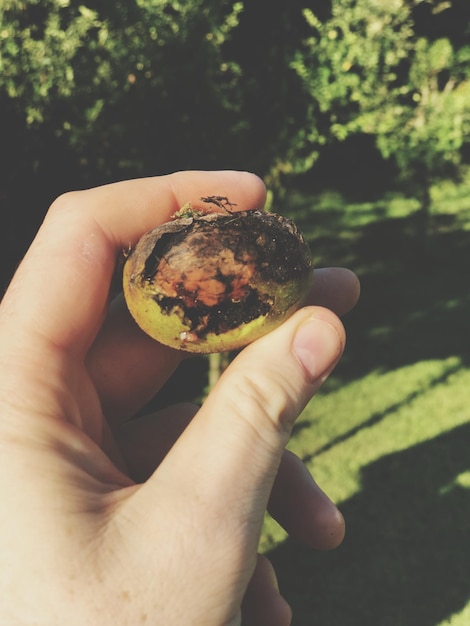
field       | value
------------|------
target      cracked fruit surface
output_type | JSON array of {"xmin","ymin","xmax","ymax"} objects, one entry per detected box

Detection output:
[{"xmin": 123, "ymin": 209, "xmax": 313, "ymax": 353}]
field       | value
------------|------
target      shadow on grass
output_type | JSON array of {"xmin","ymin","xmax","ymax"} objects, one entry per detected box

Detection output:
[
  {"xmin": 297, "ymin": 204, "xmax": 470, "ymax": 383},
  {"xmin": 296, "ymin": 358, "xmax": 462, "ymax": 460},
  {"xmin": 270, "ymin": 422, "xmax": 470, "ymax": 626}
]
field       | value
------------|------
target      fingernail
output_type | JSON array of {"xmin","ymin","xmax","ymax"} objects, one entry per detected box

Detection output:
[{"xmin": 293, "ymin": 316, "xmax": 342, "ymax": 381}]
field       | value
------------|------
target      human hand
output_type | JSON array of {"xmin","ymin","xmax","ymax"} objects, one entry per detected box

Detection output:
[{"xmin": 0, "ymin": 171, "xmax": 359, "ymax": 625}]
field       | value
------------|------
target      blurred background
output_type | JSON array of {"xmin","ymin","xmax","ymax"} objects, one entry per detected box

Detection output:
[{"xmin": 1, "ymin": 1, "xmax": 470, "ymax": 624}]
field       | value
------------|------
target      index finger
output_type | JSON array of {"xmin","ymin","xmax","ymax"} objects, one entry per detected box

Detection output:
[{"xmin": 0, "ymin": 171, "xmax": 266, "ymax": 356}]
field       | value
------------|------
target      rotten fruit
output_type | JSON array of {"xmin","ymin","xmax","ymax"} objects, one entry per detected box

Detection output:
[{"xmin": 123, "ymin": 200, "xmax": 313, "ymax": 353}]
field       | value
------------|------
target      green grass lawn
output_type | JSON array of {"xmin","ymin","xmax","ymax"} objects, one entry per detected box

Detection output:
[{"xmin": 261, "ymin": 171, "xmax": 470, "ymax": 625}]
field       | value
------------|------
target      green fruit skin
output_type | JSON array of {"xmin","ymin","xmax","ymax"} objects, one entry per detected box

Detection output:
[{"xmin": 123, "ymin": 211, "xmax": 313, "ymax": 354}]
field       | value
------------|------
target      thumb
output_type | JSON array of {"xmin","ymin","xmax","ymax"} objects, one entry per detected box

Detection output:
[
  {"xmin": 126, "ymin": 306, "xmax": 344, "ymax": 622},
  {"xmin": 138, "ymin": 305, "xmax": 344, "ymax": 539}
]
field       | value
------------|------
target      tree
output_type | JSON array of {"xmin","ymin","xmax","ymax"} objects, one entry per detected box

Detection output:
[
  {"xmin": 292, "ymin": 0, "xmax": 470, "ymax": 227},
  {"xmin": 0, "ymin": 0, "xmax": 247, "ymax": 182},
  {"xmin": 369, "ymin": 36, "xmax": 470, "ymax": 227},
  {"xmin": 291, "ymin": 0, "xmax": 416, "ymax": 161},
  {"xmin": 2, "ymin": 0, "xmax": 470, "ymax": 276}
]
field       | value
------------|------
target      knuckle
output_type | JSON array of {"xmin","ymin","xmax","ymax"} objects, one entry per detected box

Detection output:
[
  {"xmin": 47, "ymin": 190, "xmax": 83, "ymax": 217},
  {"xmin": 227, "ymin": 366, "xmax": 302, "ymax": 443}
]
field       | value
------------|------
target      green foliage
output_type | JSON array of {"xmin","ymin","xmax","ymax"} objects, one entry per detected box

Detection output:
[
  {"xmin": 1, "ymin": 2, "xmax": 102, "ymax": 122},
  {"xmin": 293, "ymin": 0, "xmax": 470, "ymax": 197},
  {"xmin": 0, "ymin": 0, "xmax": 247, "ymax": 179},
  {"xmin": 371, "ymin": 36, "xmax": 470, "ymax": 182},
  {"xmin": 1, "ymin": 0, "xmax": 469, "ymax": 195},
  {"xmin": 291, "ymin": 1, "xmax": 416, "ymax": 140}
]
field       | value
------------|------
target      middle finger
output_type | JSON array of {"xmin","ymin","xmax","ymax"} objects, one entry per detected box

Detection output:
[{"xmin": 86, "ymin": 296, "xmax": 183, "ymax": 426}]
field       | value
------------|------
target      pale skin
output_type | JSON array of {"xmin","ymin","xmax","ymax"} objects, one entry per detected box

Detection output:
[{"xmin": 0, "ymin": 171, "xmax": 360, "ymax": 625}]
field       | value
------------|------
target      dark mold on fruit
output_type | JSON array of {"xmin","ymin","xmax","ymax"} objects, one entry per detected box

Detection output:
[
  {"xmin": 132, "ymin": 210, "xmax": 311, "ymax": 340},
  {"xmin": 123, "ymin": 204, "xmax": 313, "ymax": 352}
]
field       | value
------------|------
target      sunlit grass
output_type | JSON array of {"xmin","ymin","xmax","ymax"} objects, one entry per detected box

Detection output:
[{"xmin": 297, "ymin": 357, "xmax": 469, "ymax": 498}]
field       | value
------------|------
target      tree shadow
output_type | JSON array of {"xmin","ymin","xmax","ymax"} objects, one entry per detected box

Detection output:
[{"xmin": 269, "ymin": 422, "xmax": 470, "ymax": 625}]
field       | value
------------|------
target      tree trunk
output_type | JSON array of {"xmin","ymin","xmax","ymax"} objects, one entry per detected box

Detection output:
[
  {"xmin": 415, "ymin": 169, "xmax": 432, "ymax": 259},
  {"xmin": 208, "ymin": 352, "xmax": 230, "ymax": 389}
]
